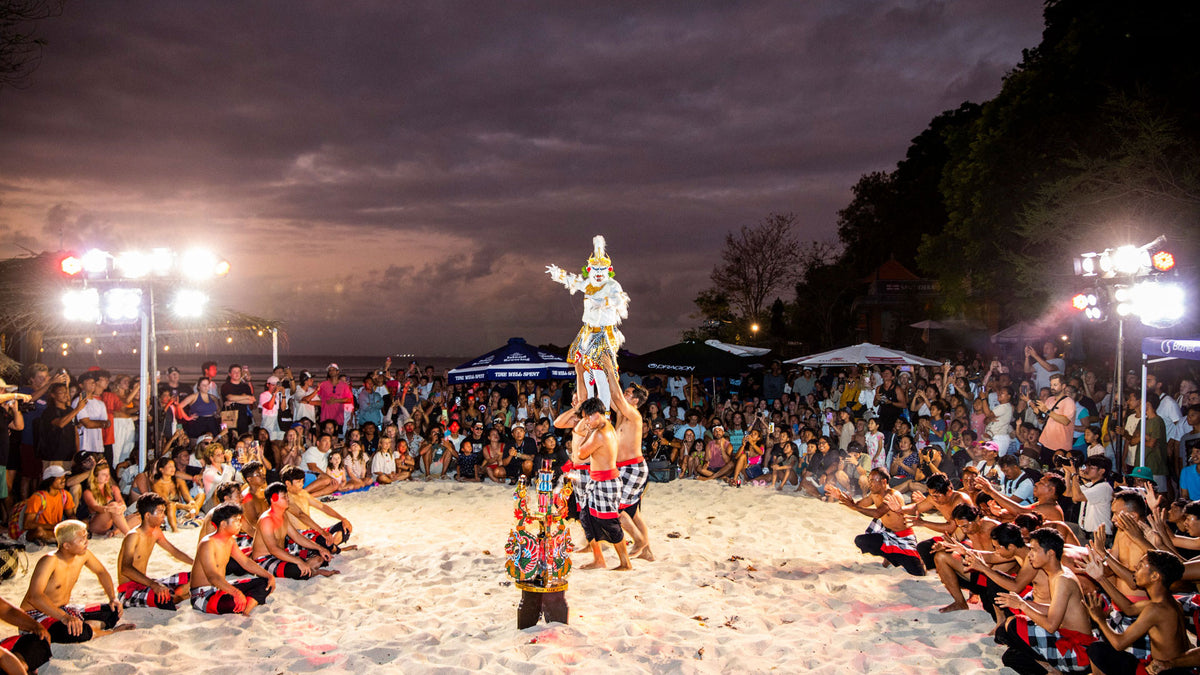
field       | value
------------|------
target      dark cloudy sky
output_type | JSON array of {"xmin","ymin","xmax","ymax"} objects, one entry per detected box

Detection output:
[{"xmin": 0, "ymin": 1, "xmax": 1045, "ymax": 357}]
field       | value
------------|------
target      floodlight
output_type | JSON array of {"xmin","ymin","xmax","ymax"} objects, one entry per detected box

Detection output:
[
  {"xmin": 1071, "ymin": 294, "xmax": 1088, "ymax": 310},
  {"xmin": 1131, "ymin": 281, "xmax": 1185, "ymax": 328},
  {"xmin": 180, "ymin": 249, "xmax": 219, "ymax": 281},
  {"xmin": 62, "ymin": 288, "xmax": 101, "ymax": 323},
  {"xmin": 102, "ymin": 288, "xmax": 143, "ymax": 324},
  {"xmin": 171, "ymin": 289, "xmax": 208, "ymax": 318},
  {"xmin": 1151, "ymin": 250, "xmax": 1175, "ymax": 273},
  {"xmin": 81, "ymin": 249, "xmax": 110, "ymax": 277},
  {"xmin": 115, "ymin": 251, "xmax": 151, "ymax": 279}
]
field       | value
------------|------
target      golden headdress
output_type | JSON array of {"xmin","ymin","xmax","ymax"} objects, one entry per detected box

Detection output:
[{"xmin": 586, "ymin": 235, "xmax": 611, "ymax": 269}]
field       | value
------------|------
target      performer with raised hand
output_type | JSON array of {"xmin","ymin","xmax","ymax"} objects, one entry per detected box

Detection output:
[{"xmin": 546, "ymin": 235, "xmax": 630, "ymax": 409}]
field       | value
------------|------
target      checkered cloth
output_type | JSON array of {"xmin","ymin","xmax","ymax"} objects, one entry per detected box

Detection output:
[
  {"xmin": 1102, "ymin": 597, "xmax": 1152, "ymax": 661},
  {"xmin": 1011, "ymin": 614, "xmax": 1096, "ymax": 673},
  {"xmin": 585, "ymin": 476, "xmax": 621, "ymax": 519},
  {"xmin": 118, "ymin": 572, "xmax": 190, "ymax": 608},
  {"xmin": 864, "ymin": 519, "xmax": 919, "ymax": 557},
  {"xmin": 618, "ymin": 459, "xmax": 649, "ymax": 509},
  {"xmin": 1177, "ymin": 593, "xmax": 1200, "ymax": 636},
  {"xmin": 569, "ymin": 465, "xmax": 590, "ymax": 512}
]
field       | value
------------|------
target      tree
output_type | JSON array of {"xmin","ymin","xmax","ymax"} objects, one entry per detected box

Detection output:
[
  {"xmin": 919, "ymin": 0, "xmax": 1200, "ymax": 313},
  {"xmin": 709, "ymin": 213, "xmax": 805, "ymax": 323},
  {"xmin": 790, "ymin": 240, "xmax": 855, "ymax": 350},
  {"xmin": 837, "ymin": 103, "xmax": 980, "ymax": 280},
  {"xmin": 1, "ymin": 0, "xmax": 64, "ymax": 90}
]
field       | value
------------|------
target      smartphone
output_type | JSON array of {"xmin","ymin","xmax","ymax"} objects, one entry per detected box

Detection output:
[
  {"xmin": 768, "ymin": 422, "xmax": 775, "ymax": 434},
  {"xmin": 825, "ymin": 411, "xmax": 834, "ymax": 423},
  {"xmin": 528, "ymin": 394, "xmax": 535, "ymax": 403}
]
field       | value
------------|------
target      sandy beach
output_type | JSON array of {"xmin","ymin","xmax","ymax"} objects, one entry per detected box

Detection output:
[{"xmin": 1, "ymin": 480, "xmax": 1012, "ymax": 674}]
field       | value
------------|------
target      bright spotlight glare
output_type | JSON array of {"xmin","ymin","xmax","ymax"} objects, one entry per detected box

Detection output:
[
  {"xmin": 1071, "ymin": 294, "xmax": 1089, "ymax": 310},
  {"xmin": 60, "ymin": 256, "xmax": 83, "ymax": 275},
  {"xmin": 81, "ymin": 249, "xmax": 109, "ymax": 276},
  {"xmin": 1112, "ymin": 245, "xmax": 1147, "ymax": 275},
  {"xmin": 1081, "ymin": 257, "xmax": 1096, "ymax": 274},
  {"xmin": 180, "ymin": 249, "xmax": 219, "ymax": 281},
  {"xmin": 1132, "ymin": 281, "xmax": 1185, "ymax": 328},
  {"xmin": 151, "ymin": 248, "xmax": 174, "ymax": 276},
  {"xmin": 172, "ymin": 289, "xmax": 208, "ymax": 318},
  {"xmin": 115, "ymin": 251, "xmax": 151, "ymax": 279},
  {"xmin": 62, "ymin": 288, "xmax": 101, "ymax": 323},
  {"xmin": 102, "ymin": 288, "xmax": 143, "ymax": 323},
  {"xmin": 1117, "ymin": 303, "xmax": 1134, "ymax": 317}
]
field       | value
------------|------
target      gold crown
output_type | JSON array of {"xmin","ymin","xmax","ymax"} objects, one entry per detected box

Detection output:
[{"xmin": 586, "ymin": 235, "xmax": 611, "ymax": 268}]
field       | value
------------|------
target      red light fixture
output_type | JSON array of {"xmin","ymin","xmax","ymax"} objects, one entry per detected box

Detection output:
[
  {"xmin": 1152, "ymin": 250, "xmax": 1175, "ymax": 272},
  {"xmin": 1071, "ymin": 293, "xmax": 1089, "ymax": 310},
  {"xmin": 60, "ymin": 256, "xmax": 83, "ymax": 275}
]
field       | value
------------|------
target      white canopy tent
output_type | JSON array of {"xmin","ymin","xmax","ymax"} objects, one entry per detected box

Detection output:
[{"xmin": 784, "ymin": 342, "xmax": 941, "ymax": 367}]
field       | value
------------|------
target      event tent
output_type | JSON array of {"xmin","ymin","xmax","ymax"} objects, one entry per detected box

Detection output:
[
  {"xmin": 447, "ymin": 337, "xmax": 572, "ymax": 384},
  {"xmin": 623, "ymin": 340, "xmax": 748, "ymax": 377},
  {"xmin": 784, "ymin": 342, "xmax": 941, "ymax": 367},
  {"xmin": 1137, "ymin": 336, "xmax": 1200, "ymax": 466}
]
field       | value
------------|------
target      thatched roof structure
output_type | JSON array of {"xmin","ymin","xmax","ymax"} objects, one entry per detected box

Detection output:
[{"xmin": 0, "ymin": 251, "xmax": 284, "ymax": 366}]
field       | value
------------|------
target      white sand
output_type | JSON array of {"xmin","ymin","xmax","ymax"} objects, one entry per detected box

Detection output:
[{"xmin": 0, "ymin": 480, "xmax": 1014, "ymax": 673}]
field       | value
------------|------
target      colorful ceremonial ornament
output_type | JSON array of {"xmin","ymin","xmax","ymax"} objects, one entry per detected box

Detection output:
[
  {"xmin": 546, "ymin": 235, "xmax": 630, "ymax": 409},
  {"xmin": 505, "ymin": 460, "xmax": 574, "ymax": 628}
]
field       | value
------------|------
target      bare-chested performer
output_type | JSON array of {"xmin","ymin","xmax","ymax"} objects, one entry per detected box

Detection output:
[
  {"xmin": 250, "ymin": 482, "xmax": 339, "ymax": 580},
  {"xmin": 828, "ymin": 468, "xmax": 925, "ymax": 576},
  {"xmin": 280, "ymin": 467, "xmax": 354, "ymax": 553},
  {"xmin": 0, "ymin": 595, "xmax": 51, "ymax": 675},
  {"xmin": 237, "ymin": 461, "xmax": 269, "ymax": 539},
  {"xmin": 190, "ymin": 503, "xmax": 275, "ymax": 615},
  {"xmin": 902, "ymin": 473, "xmax": 972, "ymax": 572},
  {"xmin": 576, "ymin": 397, "xmax": 631, "ymax": 571},
  {"xmin": 926, "ymin": 504, "xmax": 1001, "ymax": 614},
  {"xmin": 554, "ymin": 392, "xmax": 591, "ymax": 553},
  {"xmin": 1083, "ymin": 549, "xmax": 1192, "ymax": 674},
  {"xmin": 598, "ymin": 355, "xmax": 653, "ymax": 561},
  {"xmin": 994, "ymin": 527, "xmax": 1096, "ymax": 675},
  {"xmin": 116, "ymin": 493, "xmax": 195, "ymax": 610},
  {"xmin": 19, "ymin": 520, "xmax": 133, "ymax": 643}
]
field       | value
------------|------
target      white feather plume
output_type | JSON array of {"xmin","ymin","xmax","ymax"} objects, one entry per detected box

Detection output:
[{"xmin": 592, "ymin": 235, "xmax": 606, "ymax": 259}]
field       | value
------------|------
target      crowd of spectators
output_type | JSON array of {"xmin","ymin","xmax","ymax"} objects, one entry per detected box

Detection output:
[{"xmin": 0, "ymin": 338, "xmax": 1198, "ymax": 671}]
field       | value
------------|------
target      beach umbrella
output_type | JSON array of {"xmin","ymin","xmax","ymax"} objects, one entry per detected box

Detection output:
[
  {"xmin": 624, "ymin": 340, "xmax": 749, "ymax": 377},
  {"xmin": 447, "ymin": 337, "xmax": 573, "ymax": 384},
  {"xmin": 784, "ymin": 342, "xmax": 941, "ymax": 367}
]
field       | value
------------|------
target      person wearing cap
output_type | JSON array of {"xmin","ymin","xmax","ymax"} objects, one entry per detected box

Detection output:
[
  {"xmin": 791, "ymin": 367, "xmax": 817, "ymax": 399},
  {"xmin": 22, "ymin": 466, "xmax": 77, "ymax": 546},
  {"xmin": 259, "ymin": 376, "xmax": 284, "ymax": 441},
  {"xmin": 315, "ymin": 365, "xmax": 352, "ymax": 433}
]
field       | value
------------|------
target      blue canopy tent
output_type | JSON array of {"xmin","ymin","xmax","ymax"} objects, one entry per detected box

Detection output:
[
  {"xmin": 1138, "ymin": 337, "xmax": 1200, "ymax": 466},
  {"xmin": 447, "ymin": 337, "xmax": 573, "ymax": 384}
]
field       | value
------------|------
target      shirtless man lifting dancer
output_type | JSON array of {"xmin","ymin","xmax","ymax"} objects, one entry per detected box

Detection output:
[
  {"xmin": 598, "ymin": 355, "xmax": 653, "ymax": 561},
  {"xmin": 576, "ymin": 397, "xmax": 632, "ymax": 571}
]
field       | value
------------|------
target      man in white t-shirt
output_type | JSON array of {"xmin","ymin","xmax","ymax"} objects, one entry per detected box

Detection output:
[
  {"xmin": 1024, "ymin": 341, "xmax": 1065, "ymax": 393},
  {"xmin": 983, "ymin": 385, "xmax": 1016, "ymax": 456},
  {"xmin": 259, "ymin": 376, "xmax": 283, "ymax": 441},
  {"xmin": 1065, "ymin": 456, "xmax": 1113, "ymax": 544},
  {"xmin": 1147, "ymin": 373, "xmax": 1184, "ymax": 472},
  {"xmin": 74, "ymin": 372, "xmax": 109, "ymax": 455},
  {"xmin": 301, "ymin": 434, "xmax": 332, "ymax": 475}
]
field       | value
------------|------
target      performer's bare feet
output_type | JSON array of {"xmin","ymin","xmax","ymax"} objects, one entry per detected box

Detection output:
[
  {"xmin": 938, "ymin": 601, "xmax": 970, "ymax": 613},
  {"xmin": 579, "ymin": 559, "xmax": 606, "ymax": 570},
  {"xmin": 611, "ymin": 562, "xmax": 632, "ymax": 571},
  {"xmin": 242, "ymin": 598, "xmax": 259, "ymax": 615},
  {"xmin": 313, "ymin": 568, "xmax": 341, "ymax": 577},
  {"xmin": 632, "ymin": 545, "xmax": 655, "ymax": 561}
]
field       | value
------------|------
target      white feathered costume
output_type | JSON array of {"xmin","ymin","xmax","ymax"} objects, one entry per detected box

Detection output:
[{"xmin": 546, "ymin": 235, "xmax": 630, "ymax": 407}]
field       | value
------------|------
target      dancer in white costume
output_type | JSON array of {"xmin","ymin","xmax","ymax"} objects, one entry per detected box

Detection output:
[{"xmin": 546, "ymin": 236, "xmax": 630, "ymax": 409}]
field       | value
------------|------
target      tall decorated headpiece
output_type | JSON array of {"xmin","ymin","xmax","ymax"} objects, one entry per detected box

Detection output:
[{"xmin": 585, "ymin": 235, "xmax": 612, "ymax": 273}]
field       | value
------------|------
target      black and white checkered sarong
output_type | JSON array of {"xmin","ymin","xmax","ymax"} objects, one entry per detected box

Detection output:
[
  {"xmin": 585, "ymin": 476, "xmax": 621, "ymax": 518},
  {"xmin": 618, "ymin": 459, "xmax": 649, "ymax": 509}
]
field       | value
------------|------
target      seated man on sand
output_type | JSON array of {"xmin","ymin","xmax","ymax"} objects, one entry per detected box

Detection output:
[
  {"xmin": 19, "ymin": 520, "xmax": 133, "ymax": 643},
  {"xmin": 238, "ymin": 461, "xmax": 268, "ymax": 538},
  {"xmin": 827, "ymin": 468, "xmax": 926, "ymax": 577},
  {"xmin": 250, "ymin": 482, "xmax": 338, "ymax": 580},
  {"xmin": 280, "ymin": 467, "xmax": 354, "ymax": 552},
  {"xmin": 190, "ymin": 504, "xmax": 276, "ymax": 615},
  {"xmin": 116, "ymin": 493, "xmax": 195, "ymax": 610},
  {"xmin": 22, "ymin": 467, "xmax": 77, "ymax": 546},
  {"xmin": 0, "ymin": 594, "xmax": 51, "ymax": 675}
]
